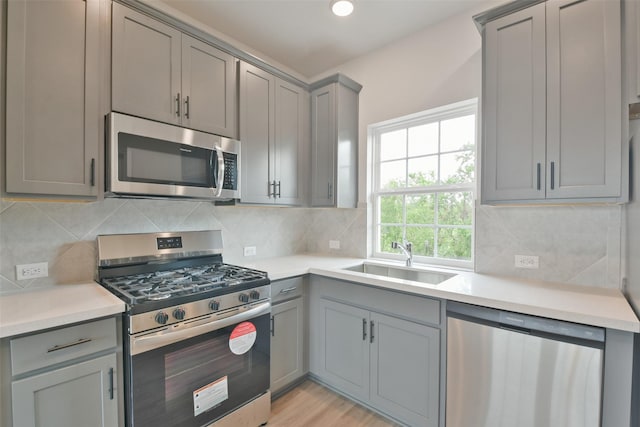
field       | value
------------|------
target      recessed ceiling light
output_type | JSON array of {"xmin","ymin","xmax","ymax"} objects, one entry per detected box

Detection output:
[{"xmin": 331, "ymin": 0, "xmax": 354, "ymax": 17}]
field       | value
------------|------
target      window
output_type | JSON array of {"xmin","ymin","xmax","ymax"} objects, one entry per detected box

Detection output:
[{"xmin": 371, "ymin": 99, "xmax": 477, "ymax": 268}]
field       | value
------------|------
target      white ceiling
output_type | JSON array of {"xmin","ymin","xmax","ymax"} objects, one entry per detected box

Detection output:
[{"xmin": 159, "ymin": 0, "xmax": 492, "ymax": 79}]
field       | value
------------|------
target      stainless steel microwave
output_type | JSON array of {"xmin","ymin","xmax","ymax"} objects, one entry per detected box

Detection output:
[{"xmin": 106, "ymin": 112, "xmax": 240, "ymax": 200}]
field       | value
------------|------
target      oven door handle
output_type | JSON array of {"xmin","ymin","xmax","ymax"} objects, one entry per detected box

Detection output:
[{"xmin": 130, "ymin": 301, "xmax": 271, "ymax": 355}]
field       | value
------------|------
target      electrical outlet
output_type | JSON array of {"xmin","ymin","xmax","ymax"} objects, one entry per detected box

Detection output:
[
  {"xmin": 514, "ymin": 255, "xmax": 539, "ymax": 269},
  {"xmin": 16, "ymin": 262, "xmax": 48, "ymax": 280},
  {"xmin": 329, "ymin": 240, "xmax": 340, "ymax": 249},
  {"xmin": 243, "ymin": 246, "xmax": 257, "ymax": 257}
]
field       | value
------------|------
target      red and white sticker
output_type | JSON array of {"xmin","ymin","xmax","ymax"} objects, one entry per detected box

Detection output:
[{"xmin": 229, "ymin": 321, "xmax": 257, "ymax": 355}]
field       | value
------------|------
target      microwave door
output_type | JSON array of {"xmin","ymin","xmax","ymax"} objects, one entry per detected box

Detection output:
[{"xmin": 214, "ymin": 146, "xmax": 225, "ymax": 198}]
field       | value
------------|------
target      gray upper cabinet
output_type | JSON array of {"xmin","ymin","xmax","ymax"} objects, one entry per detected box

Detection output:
[
  {"xmin": 5, "ymin": 0, "xmax": 102, "ymax": 197},
  {"xmin": 480, "ymin": 0, "xmax": 624, "ymax": 204},
  {"xmin": 112, "ymin": 3, "xmax": 237, "ymax": 138},
  {"xmin": 239, "ymin": 62, "xmax": 307, "ymax": 205},
  {"xmin": 310, "ymin": 76, "xmax": 361, "ymax": 208}
]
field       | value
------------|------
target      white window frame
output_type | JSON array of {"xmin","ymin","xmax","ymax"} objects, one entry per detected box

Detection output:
[{"xmin": 369, "ymin": 99, "xmax": 478, "ymax": 269}]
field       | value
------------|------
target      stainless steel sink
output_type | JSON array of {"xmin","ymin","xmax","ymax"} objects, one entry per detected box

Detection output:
[{"xmin": 344, "ymin": 263, "xmax": 455, "ymax": 285}]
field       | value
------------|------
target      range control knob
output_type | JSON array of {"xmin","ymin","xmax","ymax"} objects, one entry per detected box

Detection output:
[
  {"xmin": 250, "ymin": 290, "xmax": 260, "ymax": 300},
  {"xmin": 238, "ymin": 293, "xmax": 250, "ymax": 303},
  {"xmin": 209, "ymin": 300, "xmax": 220, "ymax": 311},
  {"xmin": 155, "ymin": 312, "xmax": 169, "ymax": 325},
  {"xmin": 173, "ymin": 308, "xmax": 185, "ymax": 320}
]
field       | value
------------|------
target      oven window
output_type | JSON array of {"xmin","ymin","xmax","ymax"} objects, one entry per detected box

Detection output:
[
  {"xmin": 128, "ymin": 313, "xmax": 270, "ymax": 427},
  {"xmin": 119, "ymin": 132, "xmax": 211, "ymax": 187}
]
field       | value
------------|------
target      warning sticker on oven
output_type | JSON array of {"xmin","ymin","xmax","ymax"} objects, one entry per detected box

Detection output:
[
  {"xmin": 229, "ymin": 321, "xmax": 257, "ymax": 355},
  {"xmin": 193, "ymin": 376, "xmax": 228, "ymax": 417}
]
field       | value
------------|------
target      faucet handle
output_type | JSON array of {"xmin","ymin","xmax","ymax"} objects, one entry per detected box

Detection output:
[
  {"xmin": 391, "ymin": 241, "xmax": 399, "ymax": 249},
  {"xmin": 405, "ymin": 242, "xmax": 412, "ymax": 251}
]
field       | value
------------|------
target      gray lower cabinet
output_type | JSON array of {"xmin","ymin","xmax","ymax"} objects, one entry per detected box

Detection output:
[
  {"xmin": 112, "ymin": 3, "xmax": 236, "ymax": 138},
  {"xmin": 239, "ymin": 62, "xmax": 307, "ymax": 205},
  {"xmin": 310, "ymin": 277, "xmax": 441, "ymax": 426},
  {"xmin": 12, "ymin": 353, "xmax": 118, "ymax": 427},
  {"xmin": 270, "ymin": 277, "xmax": 306, "ymax": 394},
  {"xmin": 480, "ymin": 0, "xmax": 624, "ymax": 204},
  {"xmin": 5, "ymin": 0, "xmax": 103, "ymax": 197},
  {"xmin": 6, "ymin": 317, "xmax": 121, "ymax": 427},
  {"xmin": 310, "ymin": 75, "xmax": 361, "ymax": 208}
]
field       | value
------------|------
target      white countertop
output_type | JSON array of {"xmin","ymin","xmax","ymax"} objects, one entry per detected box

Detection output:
[
  {"xmin": 243, "ymin": 254, "xmax": 640, "ymax": 333},
  {"xmin": 2, "ymin": 254, "xmax": 638, "ymax": 338},
  {"xmin": 0, "ymin": 283, "xmax": 125, "ymax": 339}
]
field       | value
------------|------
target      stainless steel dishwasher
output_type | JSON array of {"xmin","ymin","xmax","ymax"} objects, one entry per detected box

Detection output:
[{"xmin": 446, "ymin": 301, "xmax": 604, "ymax": 427}]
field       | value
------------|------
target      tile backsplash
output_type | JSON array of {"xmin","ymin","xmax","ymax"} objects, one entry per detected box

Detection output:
[
  {"xmin": 0, "ymin": 199, "xmax": 366, "ymax": 294},
  {"xmin": 0, "ymin": 198, "xmax": 623, "ymax": 293}
]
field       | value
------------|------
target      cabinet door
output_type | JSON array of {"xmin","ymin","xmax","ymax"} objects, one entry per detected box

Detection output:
[
  {"xmin": 482, "ymin": 3, "xmax": 546, "ymax": 203},
  {"xmin": 12, "ymin": 353, "xmax": 118, "ymax": 427},
  {"xmin": 546, "ymin": 0, "xmax": 622, "ymax": 199},
  {"xmin": 5, "ymin": 0, "xmax": 100, "ymax": 196},
  {"xmin": 318, "ymin": 299, "xmax": 369, "ymax": 401},
  {"xmin": 239, "ymin": 62, "xmax": 275, "ymax": 204},
  {"xmin": 112, "ymin": 3, "xmax": 181, "ymax": 126},
  {"xmin": 370, "ymin": 312, "xmax": 440, "ymax": 427},
  {"xmin": 271, "ymin": 298, "xmax": 304, "ymax": 393},
  {"xmin": 182, "ymin": 34, "xmax": 237, "ymax": 138},
  {"xmin": 274, "ymin": 79, "xmax": 307, "ymax": 205},
  {"xmin": 311, "ymin": 85, "xmax": 336, "ymax": 206}
]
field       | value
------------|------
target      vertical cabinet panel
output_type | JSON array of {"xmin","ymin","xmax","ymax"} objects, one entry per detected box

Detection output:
[
  {"xmin": 12, "ymin": 353, "xmax": 118, "ymax": 427},
  {"xmin": 311, "ymin": 85, "xmax": 336, "ymax": 207},
  {"xmin": 370, "ymin": 312, "xmax": 440, "ymax": 427},
  {"xmin": 546, "ymin": 0, "xmax": 621, "ymax": 199},
  {"xmin": 6, "ymin": 0, "xmax": 100, "ymax": 196},
  {"xmin": 482, "ymin": 3, "xmax": 546, "ymax": 202},
  {"xmin": 181, "ymin": 35, "xmax": 237, "ymax": 137},
  {"xmin": 319, "ymin": 299, "xmax": 370, "ymax": 402},
  {"xmin": 112, "ymin": 3, "xmax": 181, "ymax": 126},
  {"xmin": 239, "ymin": 62, "xmax": 274, "ymax": 204},
  {"xmin": 270, "ymin": 298, "xmax": 304, "ymax": 394}
]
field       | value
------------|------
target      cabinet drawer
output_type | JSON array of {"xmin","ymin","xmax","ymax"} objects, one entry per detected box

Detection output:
[
  {"xmin": 10, "ymin": 317, "xmax": 117, "ymax": 376},
  {"xmin": 271, "ymin": 276, "xmax": 305, "ymax": 303}
]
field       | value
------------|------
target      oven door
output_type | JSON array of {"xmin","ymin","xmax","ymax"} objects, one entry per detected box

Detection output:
[{"xmin": 126, "ymin": 305, "xmax": 270, "ymax": 427}]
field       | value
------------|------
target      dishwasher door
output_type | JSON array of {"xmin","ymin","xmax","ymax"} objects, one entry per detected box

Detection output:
[{"xmin": 446, "ymin": 303, "xmax": 604, "ymax": 427}]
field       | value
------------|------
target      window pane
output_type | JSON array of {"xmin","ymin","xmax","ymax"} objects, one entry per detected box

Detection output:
[
  {"xmin": 437, "ymin": 227, "xmax": 472, "ymax": 260},
  {"xmin": 440, "ymin": 151, "xmax": 474, "ymax": 184},
  {"xmin": 406, "ymin": 194, "xmax": 435, "ymax": 225},
  {"xmin": 380, "ymin": 160, "xmax": 406, "ymax": 189},
  {"xmin": 380, "ymin": 129, "xmax": 407, "ymax": 161},
  {"xmin": 408, "ymin": 156, "xmax": 437, "ymax": 187},
  {"xmin": 438, "ymin": 192, "xmax": 473, "ymax": 225},
  {"xmin": 405, "ymin": 227, "xmax": 435, "ymax": 257},
  {"xmin": 379, "ymin": 225, "xmax": 403, "ymax": 253},
  {"xmin": 379, "ymin": 195, "xmax": 403, "ymax": 224},
  {"xmin": 441, "ymin": 114, "xmax": 475, "ymax": 153},
  {"xmin": 408, "ymin": 122, "xmax": 438, "ymax": 157}
]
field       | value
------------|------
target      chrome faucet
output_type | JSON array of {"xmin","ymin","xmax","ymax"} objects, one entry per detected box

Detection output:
[{"xmin": 391, "ymin": 241, "xmax": 413, "ymax": 266}]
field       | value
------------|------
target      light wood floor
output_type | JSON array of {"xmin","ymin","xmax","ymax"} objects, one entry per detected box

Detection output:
[{"xmin": 269, "ymin": 380, "xmax": 401, "ymax": 427}]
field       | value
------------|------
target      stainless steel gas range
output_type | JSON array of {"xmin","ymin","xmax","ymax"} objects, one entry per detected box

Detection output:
[{"xmin": 96, "ymin": 230, "xmax": 271, "ymax": 427}]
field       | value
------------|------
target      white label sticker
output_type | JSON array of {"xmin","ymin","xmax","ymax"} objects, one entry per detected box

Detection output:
[
  {"xmin": 229, "ymin": 321, "xmax": 257, "ymax": 355},
  {"xmin": 193, "ymin": 376, "xmax": 228, "ymax": 417}
]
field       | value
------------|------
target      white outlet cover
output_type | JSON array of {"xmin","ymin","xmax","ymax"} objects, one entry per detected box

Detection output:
[
  {"xmin": 243, "ymin": 246, "xmax": 257, "ymax": 257},
  {"xmin": 514, "ymin": 255, "xmax": 539, "ymax": 269},
  {"xmin": 329, "ymin": 240, "xmax": 340, "ymax": 249},
  {"xmin": 16, "ymin": 262, "xmax": 49, "ymax": 280}
]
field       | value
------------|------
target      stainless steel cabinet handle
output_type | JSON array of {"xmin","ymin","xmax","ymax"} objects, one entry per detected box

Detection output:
[
  {"xmin": 550, "ymin": 161, "xmax": 555, "ymax": 190},
  {"xmin": 271, "ymin": 315, "xmax": 275, "ymax": 337},
  {"xmin": 90, "ymin": 158, "xmax": 95, "ymax": 187},
  {"xmin": 328, "ymin": 182, "xmax": 333, "ymax": 199},
  {"xmin": 176, "ymin": 93, "xmax": 181, "ymax": 117},
  {"xmin": 269, "ymin": 180, "xmax": 276, "ymax": 198},
  {"xmin": 276, "ymin": 181, "xmax": 281, "ymax": 198},
  {"xmin": 362, "ymin": 318, "xmax": 367, "ymax": 341},
  {"xmin": 370, "ymin": 320, "xmax": 374, "ymax": 343},
  {"xmin": 279, "ymin": 286, "xmax": 297, "ymax": 294},
  {"xmin": 184, "ymin": 95, "xmax": 190, "ymax": 119},
  {"xmin": 47, "ymin": 337, "xmax": 93, "ymax": 353},
  {"xmin": 108, "ymin": 367, "xmax": 114, "ymax": 400},
  {"xmin": 536, "ymin": 162, "xmax": 541, "ymax": 191}
]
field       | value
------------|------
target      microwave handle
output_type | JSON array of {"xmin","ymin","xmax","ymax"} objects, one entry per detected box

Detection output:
[{"xmin": 214, "ymin": 146, "xmax": 225, "ymax": 197}]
